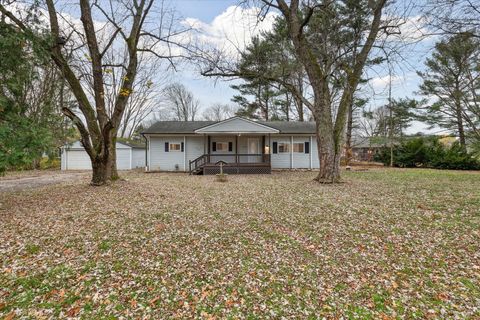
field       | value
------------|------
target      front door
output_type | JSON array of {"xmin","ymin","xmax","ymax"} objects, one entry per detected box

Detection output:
[{"xmin": 247, "ymin": 138, "xmax": 260, "ymax": 163}]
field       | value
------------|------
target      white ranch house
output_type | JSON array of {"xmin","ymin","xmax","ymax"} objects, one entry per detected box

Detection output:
[
  {"xmin": 61, "ymin": 141, "xmax": 145, "ymax": 170},
  {"xmin": 142, "ymin": 117, "xmax": 320, "ymax": 175}
]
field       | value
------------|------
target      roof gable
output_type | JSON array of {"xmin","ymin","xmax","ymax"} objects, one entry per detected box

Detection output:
[{"xmin": 194, "ymin": 117, "xmax": 279, "ymax": 134}]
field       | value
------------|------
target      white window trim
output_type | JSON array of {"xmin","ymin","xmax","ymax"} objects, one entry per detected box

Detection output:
[
  {"xmin": 277, "ymin": 142, "xmax": 290, "ymax": 153},
  {"xmin": 169, "ymin": 143, "xmax": 182, "ymax": 152},
  {"xmin": 292, "ymin": 142, "xmax": 305, "ymax": 153}
]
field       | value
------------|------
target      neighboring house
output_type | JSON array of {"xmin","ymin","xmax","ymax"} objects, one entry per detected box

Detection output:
[
  {"xmin": 61, "ymin": 141, "xmax": 145, "ymax": 170},
  {"xmin": 349, "ymin": 136, "xmax": 386, "ymax": 162},
  {"xmin": 142, "ymin": 117, "xmax": 319, "ymax": 175}
]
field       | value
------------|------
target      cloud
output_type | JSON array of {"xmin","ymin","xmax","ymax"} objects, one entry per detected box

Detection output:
[
  {"xmin": 369, "ymin": 74, "xmax": 405, "ymax": 90},
  {"xmin": 182, "ymin": 6, "xmax": 279, "ymax": 56}
]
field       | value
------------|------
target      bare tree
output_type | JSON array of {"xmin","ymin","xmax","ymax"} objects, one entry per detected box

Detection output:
[
  {"xmin": 163, "ymin": 83, "xmax": 200, "ymax": 121},
  {"xmin": 0, "ymin": 0, "xmax": 188, "ymax": 185},
  {"xmin": 202, "ymin": 103, "xmax": 236, "ymax": 121},
  {"xmin": 423, "ymin": 0, "xmax": 480, "ymax": 38},
  {"xmin": 116, "ymin": 57, "xmax": 168, "ymax": 139}
]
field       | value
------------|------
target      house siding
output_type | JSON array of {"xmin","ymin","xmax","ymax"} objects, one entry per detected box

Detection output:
[
  {"xmin": 145, "ymin": 134, "xmax": 320, "ymax": 171},
  {"xmin": 292, "ymin": 136, "xmax": 311, "ymax": 168},
  {"xmin": 270, "ymin": 136, "xmax": 291, "ymax": 169},
  {"xmin": 186, "ymin": 136, "xmax": 204, "ymax": 164},
  {"xmin": 196, "ymin": 118, "xmax": 278, "ymax": 133},
  {"xmin": 311, "ymin": 136, "xmax": 320, "ymax": 169},
  {"xmin": 149, "ymin": 136, "xmax": 185, "ymax": 171}
]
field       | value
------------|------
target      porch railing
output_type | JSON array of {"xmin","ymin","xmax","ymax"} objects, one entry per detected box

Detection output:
[{"xmin": 189, "ymin": 154, "xmax": 270, "ymax": 174}]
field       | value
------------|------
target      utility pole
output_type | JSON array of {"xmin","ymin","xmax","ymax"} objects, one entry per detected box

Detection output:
[{"xmin": 388, "ymin": 67, "xmax": 394, "ymax": 167}]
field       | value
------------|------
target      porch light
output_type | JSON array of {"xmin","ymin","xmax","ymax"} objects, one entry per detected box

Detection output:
[{"xmin": 264, "ymin": 145, "xmax": 270, "ymax": 154}]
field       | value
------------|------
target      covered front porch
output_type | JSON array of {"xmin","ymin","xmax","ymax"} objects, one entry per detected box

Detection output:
[
  {"xmin": 189, "ymin": 118, "xmax": 279, "ymax": 175},
  {"xmin": 189, "ymin": 135, "xmax": 272, "ymax": 175}
]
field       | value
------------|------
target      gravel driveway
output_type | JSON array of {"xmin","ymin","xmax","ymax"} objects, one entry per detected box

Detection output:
[{"xmin": 0, "ymin": 171, "xmax": 89, "ymax": 193}]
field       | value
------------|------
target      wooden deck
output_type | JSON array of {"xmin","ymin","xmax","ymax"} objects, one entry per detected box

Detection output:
[{"xmin": 189, "ymin": 154, "xmax": 271, "ymax": 175}]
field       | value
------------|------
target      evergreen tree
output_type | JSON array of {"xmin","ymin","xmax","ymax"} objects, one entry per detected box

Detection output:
[
  {"xmin": 0, "ymin": 21, "xmax": 59, "ymax": 173},
  {"xmin": 418, "ymin": 32, "xmax": 480, "ymax": 149}
]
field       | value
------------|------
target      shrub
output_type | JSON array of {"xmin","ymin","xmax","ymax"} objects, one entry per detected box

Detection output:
[
  {"xmin": 374, "ymin": 137, "xmax": 480, "ymax": 170},
  {"xmin": 39, "ymin": 157, "xmax": 61, "ymax": 170}
]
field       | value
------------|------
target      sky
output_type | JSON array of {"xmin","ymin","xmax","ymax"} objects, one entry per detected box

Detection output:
[
  {"xmin": 164, "ymin": 0, "xmax": 439, "ymax": 134},
  {"xmin": 7, "ymin": 0, "xmax": 438, "ymax": 134}
]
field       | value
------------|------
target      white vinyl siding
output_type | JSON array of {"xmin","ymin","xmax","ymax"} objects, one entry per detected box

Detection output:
[
  {"xmin": 211, "ymin": 136, "xmax": 234, "ymax": 154},
  {"xmin": 271, "ymin": 136, "xmax": 291, "ymax": 169},
  {"xmin": 145, "ymin": 134, "xmax": 319, "ymax": 171},
  {"xmin": 196, "ymin": 117, "xmax": 278, "ymax": 134},
  {"xmin": 149, "ymin": 136, "xmax": 184, "ymax": 171},
  {"xmin": 292, "ymin": 136, "xmax": 310, "ymax": 169},
  {"xmin": 186, "ymin": 136, "xmax": 204, "ymax": 163},
  {"xmin": 311, "ymin": 136, "xmax": 320, "ymax": 169}
]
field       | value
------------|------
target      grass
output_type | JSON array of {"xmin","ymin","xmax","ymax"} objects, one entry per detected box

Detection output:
[{"xmin": 0, "ymin": 168, "xmax": 479, "ymax": 319}]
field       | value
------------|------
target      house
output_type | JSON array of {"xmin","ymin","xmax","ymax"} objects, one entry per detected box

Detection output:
[
  {"xmin": 349, "ymin": 136, "xmax": 386, "ymax": 162},
  {"xmin": 142, "ymin": 117, "xmax": 319, "ymax": 174},
  {"xmin": 61, "ymin": 141, "xmax": 145, "ymax": 170}
]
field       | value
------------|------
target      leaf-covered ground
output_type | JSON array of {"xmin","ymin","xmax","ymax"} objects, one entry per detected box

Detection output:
[{"xmin": 1, "ymin": 169, "xmax": 479, "ymax": 319}]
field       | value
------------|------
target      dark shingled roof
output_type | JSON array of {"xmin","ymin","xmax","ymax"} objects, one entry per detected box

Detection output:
[
  {"xmin": 142, "ymin": 121, "xmax": 216, "ymax": 134},
  {"xmin": 143, "ymin": 120, "xmax": 316, "ymax": 134},
  {"xmin": 258, "ymin": 121, "xmax": 316, "ymax": 134},
  {"xmin": 120, "ymin": 141, "xmax": 146, "ymax": 149}
]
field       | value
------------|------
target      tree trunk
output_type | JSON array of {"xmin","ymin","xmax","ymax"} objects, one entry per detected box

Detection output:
[
  {"xmin": 108, "ymin": 135, "xmax": 119, "ymax": 180},
  {"xmin": 91, "ymin": 157, "xmax": 109, "ymax": 186},
  {"xmin": 314, "ymin": 116, "xmax": 341, "ymax": 183},
  {"xmin": 345, "ymin": 102, "xmax": 354, "ymax": 166},
  {"xmin": 315, "ymin": 136, "xmax": 341, "ymax": 183},
  {"xmin": 88, "ymin": 134, "xmax": 118, "ymax": 185}
]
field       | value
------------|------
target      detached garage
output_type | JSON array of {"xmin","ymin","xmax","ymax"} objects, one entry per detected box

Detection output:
[{"xmin": 61, "ymin": 141, "xmax": 145, "ymax": 170}]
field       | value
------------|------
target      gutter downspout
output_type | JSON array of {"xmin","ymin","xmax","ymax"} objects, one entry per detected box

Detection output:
[{"xmin": 141, "ymin": 133, "xmax": 148, "ymax": 172}]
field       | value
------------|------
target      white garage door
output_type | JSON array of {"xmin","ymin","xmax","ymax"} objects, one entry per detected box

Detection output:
[
  {"xmin": 64, "ymin": 148, "xmax": 132, "ymax": 170},
  {"xmin": 66, "ymin": 150, "xmax": 92, "ymax": 170},
  {"xmin": 116, "ymin": 149, "xmax": 131, "ymax": 170}
]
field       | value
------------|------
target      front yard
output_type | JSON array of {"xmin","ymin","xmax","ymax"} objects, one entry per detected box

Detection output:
[{"xmin": 0, "ymin": 169, "xmax": 479, "ymax": 319}]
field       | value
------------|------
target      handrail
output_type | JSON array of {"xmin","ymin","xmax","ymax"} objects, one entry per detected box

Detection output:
[{"xmin": 189, "ymin": 154, "xmax": 208, "ymax": 174}]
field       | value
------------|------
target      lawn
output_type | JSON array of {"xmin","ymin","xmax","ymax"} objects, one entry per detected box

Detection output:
[{"xmin": 0, "ymin": 169, "xmax": 479, "ymax": 319}]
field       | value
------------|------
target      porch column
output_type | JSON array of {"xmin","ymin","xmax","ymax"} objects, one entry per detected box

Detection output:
[
  {"xmin": 183, "ymin": 136, "xmax": 186, "ymax": 171},
  {"xmin": 207, "ymin": 135, "xmax": 211, "ymax": 163},
  {"xmin": 309, "ymin": 136, "xmax": 313, "ymax": 170},
  {"xmin": 262, "ymin": 136, "xmax": 266, "ymax": 163},
  {"xmin": 236, "ymin": 135, "xmax": 239, "ymax": 164},
  {"xmin": 290, "ymin": 135, "xmax": 294, "ymax": 169}
]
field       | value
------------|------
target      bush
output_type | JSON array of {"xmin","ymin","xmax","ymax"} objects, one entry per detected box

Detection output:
[
  {"xmin": 39, "ymin": 157, "xmax": 61, "ymax": 170},
  {"xmin": 374, "ymin": 137, "xmax": 480, "ymax": 170}
]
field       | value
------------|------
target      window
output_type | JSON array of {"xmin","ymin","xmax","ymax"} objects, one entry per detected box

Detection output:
[
  {"xmin": 169, "ymin": 143, "xmax": 181, "ymax": 152},
  {"xmin": 293, "ymin": 143, "xmax": 304, "ymax": 153},
  {"xmin": 212, "ymin": 141, "xmax": 233, "ymax": 152},
  {"xmin": 278, "ymin": 143, "xmax": 290, "ymax": 153},
  {"xmin": 216, "ymin": 142, "xmax": 229, "ymax": 152}
]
